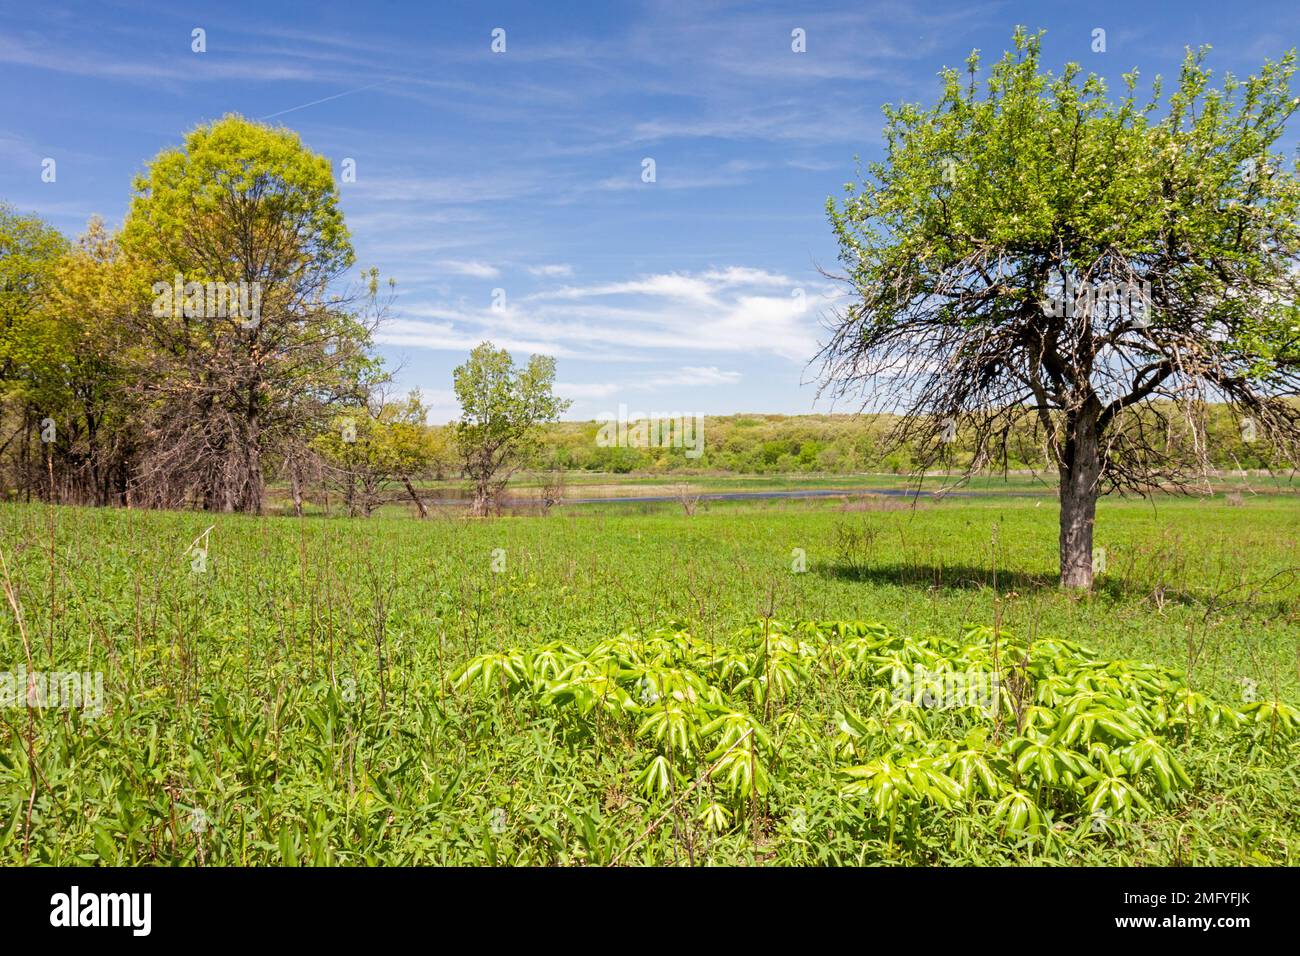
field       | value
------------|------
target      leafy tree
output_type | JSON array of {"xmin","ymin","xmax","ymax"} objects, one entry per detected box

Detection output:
[
  {"xmin": 453, "ymin": 342, "xmax": 570, "ymax": 516},
  {"xmin": 121, "ymin": 114, "xmax": 379, "ymax": 513},
  {"xmin": 821, "ymin": 29, "xmax": 1300, "ymax": 587},
  {"xmin": 0, "ymin": 204, "xmax": 68, "ymax": 494},
  {"xmin": 0, "ymin": 203, "xmax": 67, "ymax": 370},
  {"xmin": 314, "ymin": 391, "xmax": 443, "ymax": 518},
  {"xmin": 38, "ymin": 218, "xmax": 145, "ymax": 504}
]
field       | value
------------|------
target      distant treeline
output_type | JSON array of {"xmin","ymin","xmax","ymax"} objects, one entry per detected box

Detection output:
[{"xmin": 521, "ymin": 405, "xmax": 1294, "ymax": 476}]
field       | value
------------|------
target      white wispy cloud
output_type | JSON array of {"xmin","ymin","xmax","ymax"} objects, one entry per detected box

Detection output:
[
  {"xmin": 592, "ymin": 166, "xmax": 759, "ymax": 192},
  {"xmin": 377, "ymin": 266, "xmax": 829, "ymax": 364},
  {"xmin": 527, "ymin": 263, "xmax": 574, "ymax": 277},
  {"xmin": 557, "ymin": 366, "xmax": 742, "ymax": 402},
  {"xmin": 650, "ymin": 366, "xmax": 742, "ymax": 387},
  {"xmin": 699, "ymin": 266, "xmax": 794, "ymax": 287},
  {"xmin": 0, "ymin": 34, "xmax": 320, "ymax": 83},
  {"xmin": 555, "ymin": 381, "xmax": 622, "ymax": 401},
  {"xmin": 0, "ymin": 130, "xmax": 43, "ymax": 167},
  {"xmin": 436, "ymin": 259, "xmax": 500, "ymax": 279},
  {"xmin": 349, "ymin": 172, "xmax": 547, "ymax": 204},
  {"xmin": 376, "ymin": 315, "xmax": 565, "ymax": 358}
]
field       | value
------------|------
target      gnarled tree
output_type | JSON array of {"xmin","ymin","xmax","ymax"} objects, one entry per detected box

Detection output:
[{"xmin": 821, "ymin": 30, "xmax": 1300, "ymax": 587}]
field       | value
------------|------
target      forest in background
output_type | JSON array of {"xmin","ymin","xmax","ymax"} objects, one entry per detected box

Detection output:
[{"xmin": 522, "ymin": 405, "xmax": 1294, "ymax": 477}]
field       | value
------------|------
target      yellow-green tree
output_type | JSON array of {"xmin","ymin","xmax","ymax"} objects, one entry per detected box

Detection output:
[
  {"xmin": 0, "ymin": 203, "xmax": 67, "ymax": 497},
  {"xmin": 453, "ymin": 342, "xmax": 570, "ymax": 516},
  {"xmin": 314, "ymin": 392, "xmax": 443, "ymax": 517},
  {"xmin": 122, "ymin": 114, "xmax": 380, "ymax": 513}
]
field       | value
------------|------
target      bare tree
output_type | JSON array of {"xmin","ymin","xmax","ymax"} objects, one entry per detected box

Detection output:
[
  {"xmin": 674, "ymin": 484, "xmax": 701, "ymax": 517},
  {"xmin": 538, "ymin": 468, "xmax": 565, "ymax": 514}
]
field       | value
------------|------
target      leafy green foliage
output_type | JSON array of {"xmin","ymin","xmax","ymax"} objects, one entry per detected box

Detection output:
[
  {"xmin": 122, "ymin": 113, "xmax": 351, "ymax": 280},
  {"xmin": 454, "ymin": 618, "xmax": 1293, "ymax": 853},
  {"xmin": 0, "ymin": 202, "xmax": 69, "ymax": 397},
  {"xmin": 313, "ymin": 392, "xmax": 449, "ymax": 516}
]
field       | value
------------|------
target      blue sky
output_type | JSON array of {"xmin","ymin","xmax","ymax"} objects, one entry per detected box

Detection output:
[{"xmin": 2, "ymin": 0, "xmax": 1296, "ymax": 422}]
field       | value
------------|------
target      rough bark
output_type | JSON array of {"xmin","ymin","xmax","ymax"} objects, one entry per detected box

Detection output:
[
  {"xmin": 1058, "ymin": 402, "xmax": 1102, "ymax": 589},
  {"xmin": 470, "ymin": 478, "xmax": 493, "ymax": 518},
  {"xmin": 290, "ymin": 460, "xmax": 303, "ymax": 517}
]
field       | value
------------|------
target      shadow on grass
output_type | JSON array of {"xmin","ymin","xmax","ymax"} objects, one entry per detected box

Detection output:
[
  {"xmin": 819, "ymin": 561, "xmax": 1054, "ymax": 593},
  {"xmin": 820, "ymin": 561, "xmax": 1299, "ymax": 615}
]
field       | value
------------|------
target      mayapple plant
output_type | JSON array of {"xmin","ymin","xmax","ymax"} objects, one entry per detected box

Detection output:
[{"xmin": 452, "ymin": 618, "xmax": 1295, "ymax": 850}]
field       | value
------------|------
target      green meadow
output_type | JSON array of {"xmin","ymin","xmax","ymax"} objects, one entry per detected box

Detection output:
[{"xmin": 1, "ymin": 489, "xmax": 1297, "ymax": 865}]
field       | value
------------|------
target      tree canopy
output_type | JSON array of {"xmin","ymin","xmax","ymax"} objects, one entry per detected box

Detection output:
[
  {"xmin": 121, "ymin": 114, "xmax": 377, "ymax": 513},
  {"xmin": 0, "ymin": 117, "xmax": 386, "ymax": 512}
]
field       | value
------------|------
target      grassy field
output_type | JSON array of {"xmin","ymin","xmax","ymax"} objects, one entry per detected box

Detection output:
[{"xmin": 1, "ymin": 490, "xmax": 1297, "ymax": 865}]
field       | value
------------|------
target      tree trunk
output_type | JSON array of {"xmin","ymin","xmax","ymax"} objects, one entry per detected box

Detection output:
[
  {"xmin": 470, "ymin": 474, "xmax": 493, "ymax": 517},
  {"xmin": 290, "ymin": 459, "xmax": 303, "ymax": 517},
  {"xmin": 22, "ymin": 407, "xmax": 30, "ymax": 504},
  {"xmin": 402, "ymin": 475, "xmax": 429, "ymax": 519},
  {"xmin": 245, "ymin": 447, "xmax": 263, "ymax": 515},
  {"xmin": 1058, "ymin": 403, "xmax": 1102, "ymax": 589},
  {"xmin": 242, "ymin": 408, "xmax": 263, "ymax": 515}
]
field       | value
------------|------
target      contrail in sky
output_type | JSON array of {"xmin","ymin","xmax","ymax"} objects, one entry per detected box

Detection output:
[{"xmin": 258, "ymin": 79, "xmax": 388, "ymax": 120}]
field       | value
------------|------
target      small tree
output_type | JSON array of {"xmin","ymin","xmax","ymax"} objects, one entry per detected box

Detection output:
[
  {"xmin": 314, "ymin": 391, "xmax": 440, "ymax": 517},
  {"xmin": 537, "ymin": 467, "xmax": 565, "ymax": 513},
  {"xmin": 453, "ymin": 342, "xmax": 570, "ymax": 517},
  {"xmin": 673, "ymin": 483, "xmax": 701, "ymax": 517},
  {"xmin": 821, "ymin": 30, "xmax": 1300, "ymax": 587}
]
